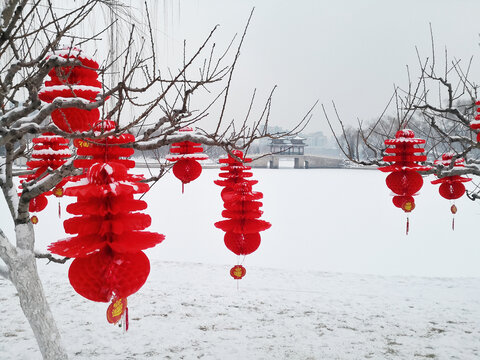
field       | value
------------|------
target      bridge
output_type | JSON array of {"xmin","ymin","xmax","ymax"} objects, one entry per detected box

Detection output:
[{"xmin": 249, "ymin": 154, "xmax": 344, "ymax": 169}]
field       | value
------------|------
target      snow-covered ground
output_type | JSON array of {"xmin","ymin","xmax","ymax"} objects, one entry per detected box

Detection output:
[{"xmin": 1, "ymin": 168, "xmax": 480, "ymax": 359}]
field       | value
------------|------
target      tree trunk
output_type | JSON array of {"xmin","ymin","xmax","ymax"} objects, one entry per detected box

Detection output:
[{"xmin": 9, "ymin": 225, "xmax": 68, "ymax": 360}]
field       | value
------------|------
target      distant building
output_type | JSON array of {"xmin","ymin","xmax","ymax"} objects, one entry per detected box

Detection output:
[{"xmin": 269, "ymin": 136, "xmax": 306, "ymax": 155}]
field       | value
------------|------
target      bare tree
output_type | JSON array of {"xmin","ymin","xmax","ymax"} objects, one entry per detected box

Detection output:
[
  {"xmin": 0, "ymin": 1, "xmax": 309, "ymax": 358},
  {"xmin": 325, "ymin": 31, "xmax": 480, "ymax": 193}
]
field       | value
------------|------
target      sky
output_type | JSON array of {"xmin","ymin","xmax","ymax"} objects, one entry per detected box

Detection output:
[{"xmin": 146, "ymin": 0, "xmax": 480, "ymax": 135}]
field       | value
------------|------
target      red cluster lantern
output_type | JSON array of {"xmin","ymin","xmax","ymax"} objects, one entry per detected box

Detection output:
[
  {"xmin": 48, "ymin": 119, "xmax": 164, "ymax": 324},
  {"xmin": 20, "ymin": 133, "xmax": 71, "ymax": 223},
  {"xmin": 166, "ymin": 127, "xmax": 208, "ymax": 193},
  {"xmin": 431, "ymin": 153, "xmax": 471, "ymax": 229},
  {"xmin": 38, "ymin": 48, "xmax": 102, "ymax": 132},
  {"xmin": 214, "ymin": 150, "xmax": 271, "ymax": 279},
  {"xmin": 379, "ymin": 129, "xmax": 431, "ymax": 234}
]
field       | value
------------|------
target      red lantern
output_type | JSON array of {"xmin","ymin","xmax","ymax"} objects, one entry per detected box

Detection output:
[
  {"xmin": 166, "ymin": 127, "xmax": 208, "ymax": 193},
  {"xmin": 38, "ymin": 48, "xmax": 102, "ymax": 132},
  {"xmin": 49, "ymin": 123, "xmax": 164, "ymax": 325},
  {"xmin": 379, "ymin": 129, "xmax": 431, "ymax": 234},
  {"xmin": 431, "ymin": 153, "xmax": 471, "ymax": 230},
  {"xmin": 172, "ymin": 159, "xmax": 202, "ymax": 188},
  {"xmin": 19, "ymin": 133, "xmax": 71, "ymax": 221},
  {"xmin": 230, "ymin": 265, "xmax": 246, "ymax": 280},
  {"xmin": 215, "ymin": 151, "xmax": 271, "ymax": 278}
]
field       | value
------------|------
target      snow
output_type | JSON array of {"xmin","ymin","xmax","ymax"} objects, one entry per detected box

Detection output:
[
  {"xmin": 1, "ymin": 168, "xmax": 480, "ymax": 358},
  {"xmin": 385, "ymin": 138, "xmax": 426, "ymax": 144},
  {"xmin": 47, "ymin": 49, "xmax": 95, "ymax": 62},
  {"xmin": 38, "ymin": 85, "xmax": 101, "ymax": 94},
  {"xmin": 1, "ymin": 261, "xmax": 479, "ymax": 359},
  {"xmin": 104, "ymin": 164, "xmax": 113, "ymax": 175},
  {"xmin": 166, "ymin": 153, "xmax": 209, "ymax": 160},
  {"xmin": 32, "ymin": 149, "xmax": 71, "ymax": 156}
]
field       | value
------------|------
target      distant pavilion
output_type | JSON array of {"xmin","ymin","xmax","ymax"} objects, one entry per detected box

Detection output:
[{"xmin": 269, "ymin": 136, "xmax": 306, "ymax": 155}]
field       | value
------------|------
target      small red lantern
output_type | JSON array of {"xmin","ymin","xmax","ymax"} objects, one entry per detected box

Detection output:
[
  {"xmin": 166, "ymin": 127, "xmax": 208, "ymax": 193},
  {"xmin": 431, "ymin": 153, "xmax": 471, "ymax": 230},
  {"xmin": 19, "ymin": 133, "xmax": 71, "ymax": 220},
  {"xmin": 230, "ymin": 265, "xmax": 246, "ymax": 280},
  {"xmin": 379, "ymin": 129, "xmax": 431, "ymax": 234}
]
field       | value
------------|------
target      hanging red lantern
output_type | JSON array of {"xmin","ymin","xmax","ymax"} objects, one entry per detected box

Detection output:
[
  {"xmin": 49, "ymin": 121, "xmax": 164, "ymax": 326},
  {"xmin": 379, "ymin": 129, "xmax": 431, "ymax": 234},
  {"xmin": 230, "ymin": 265, "xmax": 246, "ymax": 280},
  {"xmin": 215, "ymin": 151, "xmax": 271, "ymax": 279},
  {"xmin": 431, "ymin": 153, "xmax": 471, "ymax": 230},
  {"xmin": 19, "ymin": 133, "xmax": 71, "ymax": 222},
  {"xmin": 38, "ymin": 48, "xmax": 102, "ymax": 133},
  {"xmin": 166, "ymin": 127, "xmax": 208, "ymax": 193}
]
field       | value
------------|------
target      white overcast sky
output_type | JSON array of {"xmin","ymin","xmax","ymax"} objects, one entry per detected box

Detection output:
[{"xmin": 140, "ymin": 1, "xmax": 480, "ymax": 135}]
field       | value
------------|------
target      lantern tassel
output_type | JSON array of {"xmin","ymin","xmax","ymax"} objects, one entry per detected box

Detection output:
[
  {"xmin": 406, "ymin": 216, "xmax": 409, "ymax": 235},
  {"xmin": 452, "ymin": 216, "xmax": 455, "ymax": 231},
  {"xmin": 182, "ymin": 182, "xmax": 184, "ymax": 194},
  {"xmin": 123, "ymin": 307, "xmax": 129, "ymax": 332},
  {"xmin": 58, "ymin": 201, "xmax": 61, "ymax": 219}
]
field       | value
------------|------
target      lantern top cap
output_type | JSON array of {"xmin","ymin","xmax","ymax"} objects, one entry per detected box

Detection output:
[
  {"xmin": 395, "ymin": 129, "xmax": 415, "ymax": 138},
  {"xmin": 442, "ymin": 152, "xmax": 454, "ymax": 160},
  {"xmin": 179, "ymin": 127, "xmax": 193, "ymax": 132}
]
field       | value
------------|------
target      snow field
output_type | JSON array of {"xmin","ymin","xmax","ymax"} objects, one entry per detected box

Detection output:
[
  {"xmin": 1, "ymin": 260, "xmax": 479, "ymax": 359},
  {"xmin": 1, "ymin": 168, "xmax": 480, "ymax": 359}
]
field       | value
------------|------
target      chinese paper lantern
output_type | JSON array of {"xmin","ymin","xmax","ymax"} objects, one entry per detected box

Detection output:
[
  {"xmin": 20, "ymin": 133, "xmax": 71, "ymax": 223},
  {"xmin": 379, "ymin": 129, "xmax": 431, "ymax": 234},
  {"xmin": 431, "ymin": 153, "xmax": 471, "ymax": 230},
  {"xmin": 215, "ymin": 150, "xmax": 271, "ymax": 279},
  {"xmin": 49, "ymin": 121, "xmax": 164, "ymax": 326},
  {"xmin": 166, "ymin": 127, "xmax": 208, "ymax": 193},
  {"xmin": 38, "ymin": 48, "xmax": 102, "ymax": 132},
  {"xmin": 230, "ymin": 265, "xmax": 246, "ymax": 280}
]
